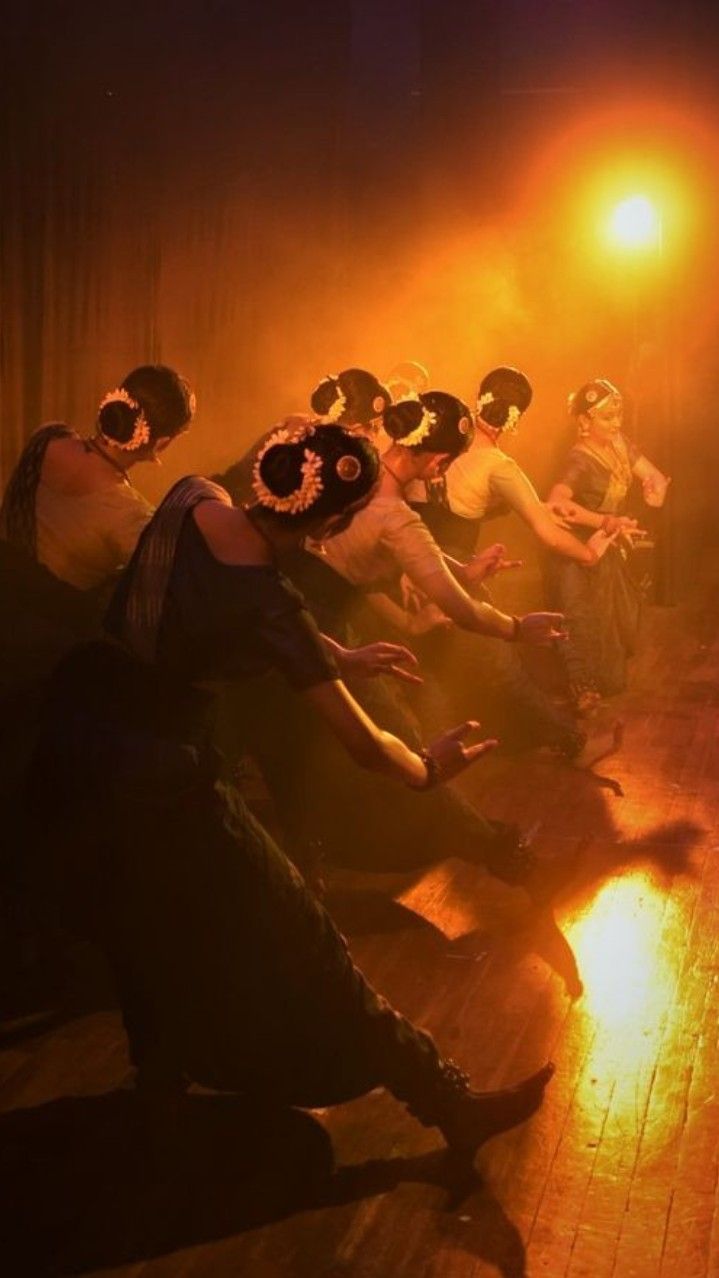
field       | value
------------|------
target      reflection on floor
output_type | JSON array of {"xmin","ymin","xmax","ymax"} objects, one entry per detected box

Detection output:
[{"xmin": 2, "ymin": 574, "xmax": 719, "ymax": 1277}]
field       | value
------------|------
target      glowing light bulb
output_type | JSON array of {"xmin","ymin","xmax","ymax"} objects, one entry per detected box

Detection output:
[{"xmin": 607, "ymin": 195, "xmax": 662, "ymax": 249}]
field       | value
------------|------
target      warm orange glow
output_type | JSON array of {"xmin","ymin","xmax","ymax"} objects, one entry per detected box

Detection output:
[
  {"xmin": 566, "ymin": 872, "xmax": 671, "ymax": 1029},
  {"xmin": 606, "ymin": 195, "xmax": 662, "ymax": 250},
  {"xmin": 562, "ymin": 871, "xmax": 677, "ymax": 1119}
]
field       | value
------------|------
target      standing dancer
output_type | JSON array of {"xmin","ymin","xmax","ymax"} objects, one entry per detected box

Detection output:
[{"xmin": 546, "ymin": 378, "xmax": 669, "ymax": 713}]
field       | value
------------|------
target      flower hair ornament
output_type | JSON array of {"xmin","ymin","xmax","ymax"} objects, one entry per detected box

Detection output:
[
  {"xmin": 98, "ymin": 387, "xmax": 151, "ymax": 451},
  {"xmin": 503, "ymin": 405, "xmax": 522, "ymax": 434},
  {"xmin": 251, "ymin": 423, "xmax": 324, "ymax": 514},
  {"xmin": 323, "ymin": 377, "xmax": 347, "ymax": 423},
  {"xmin": 398, "ymin": 405, "xmax": 437, "ymax": 449},
  {"xmin": 476, "ymin": 391, "xmax": 494, "ymax": 414}
]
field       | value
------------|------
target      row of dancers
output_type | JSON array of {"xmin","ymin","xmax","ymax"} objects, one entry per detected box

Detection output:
[{"xmin": 0, "ymin": 358, "xmax": 669, "ymax": 1159}]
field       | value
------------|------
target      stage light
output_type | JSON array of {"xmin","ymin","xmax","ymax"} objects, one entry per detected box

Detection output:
[{"xmin": 607, "ymin": 195, "xmax": 662, "ymax": 250}]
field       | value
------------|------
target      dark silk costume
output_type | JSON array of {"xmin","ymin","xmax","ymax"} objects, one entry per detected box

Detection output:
[
  {"xmin": 546, "ymin": 435, "xmax": 643, "ymax": 700},
  {"xmin": 24, "ymin": 479, "xmax": 456, "ymax": 1106}
]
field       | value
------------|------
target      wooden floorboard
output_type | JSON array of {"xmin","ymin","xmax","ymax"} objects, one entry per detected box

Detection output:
[{"xmin": 3, "ymin": 566, "xmax": 719, "ymax": 1277}]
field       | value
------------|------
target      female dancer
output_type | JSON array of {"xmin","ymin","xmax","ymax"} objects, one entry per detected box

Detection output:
[
  {"xmin": 546, "ymin": 377, "xmax": 669, "ymax": 713},
  {"xmin": 0, "ymin": 365, "xmax": 194, "ymax": 1018},
  {"xmin": 1, "ymin": 364, "xmax": 194, "ymax": 592},
  {"xmin": 0, "ymin": 364, "xmax": 194, "ymax": 693},
  {"xmin": 411, "ymin": 367, "xmax": 606, "ymax": 567},
  {"xmin": 27, "ymin": 422, "xmax": 553, "ymax": 1152}
]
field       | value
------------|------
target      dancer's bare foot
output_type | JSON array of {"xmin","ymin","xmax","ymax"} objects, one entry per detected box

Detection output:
[{"xmin": 434, "ymin": 1062, "xmax": 555, "ymax": 1152}]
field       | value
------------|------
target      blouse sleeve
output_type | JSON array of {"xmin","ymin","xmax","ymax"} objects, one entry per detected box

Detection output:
[
  {"xmin": 623, "ymin": 434, "xmax": 642, "ymax": 466},
  {"xmin": 253, "ymin": 572, "xmax": 339, "ymax": 690},
  {"xmin": 555, "ymin": 447, "xmax": 593, "ymax": 496},
  {"xmin": 488, "ymin": 455, "xmax": 541, "ymax": 521},
  {"xmin": 379, "ymin": 500, "xmax": 449, "ymax": 590}
]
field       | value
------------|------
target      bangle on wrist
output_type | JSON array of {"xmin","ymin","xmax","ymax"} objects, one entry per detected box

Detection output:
[
  {"xmin": 416, "ymin": 747, "xmax": 441, "ymax": 790},
  {"xmin": 508, "ymin": 614, "xmax": 521, "ymax": 642}
]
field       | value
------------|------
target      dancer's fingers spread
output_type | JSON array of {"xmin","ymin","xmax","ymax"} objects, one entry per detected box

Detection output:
[
  {"xmin": 447, "ymin": 719, "xmax": 482, "ymax": 742},
  {"xmin": 388, "ymin": 663, "xmax": 423, "ymax": 685},
  {"xmin": 464, "ymin": 738, "xmax": 499, "ymax": 762},
  {"xmin": 377, "ymin": 643, "xmax": 418, "ymax": 666}
]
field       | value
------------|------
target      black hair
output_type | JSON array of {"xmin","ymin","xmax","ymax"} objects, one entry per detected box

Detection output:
[
  {"xmin": 253, "ymin": 424, "xmax": 380, "ymax": 528},
  {"xmin": 477, "ymin": 366, "xmax": 532, "ymax": 430},
  {"xmin": 382, "ymin": 390, "xmax": 474, "ymax": 460},
  {"xmin": 97, "ymin": 364, "xmax": 193, "ymax": 446},
  {"xmin": 310, "ymin": 367, "xmax": 391, "ymax": 427}
]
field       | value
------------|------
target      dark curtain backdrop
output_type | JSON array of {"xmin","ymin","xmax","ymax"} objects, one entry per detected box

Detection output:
[{"xmin": 0, "ymin": 1, "xmax": 357, "ymax": 497}]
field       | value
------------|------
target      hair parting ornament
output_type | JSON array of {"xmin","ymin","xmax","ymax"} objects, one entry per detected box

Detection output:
[
  {"xmin": 569, "ymin": 378, "xmax": 621, "ymax": 419},
  {"xmin": 98, "ymin": 387, "xmax": 151, "ymax": 451},
  {"xmin": 398, "ymin": 405, "xmax": 438, "ymax": 449}
]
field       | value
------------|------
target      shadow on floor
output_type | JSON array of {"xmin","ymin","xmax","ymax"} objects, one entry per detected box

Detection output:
[{"xmin": 0, "ymin": 1089, "xmax": 528, "ymax": 1278}]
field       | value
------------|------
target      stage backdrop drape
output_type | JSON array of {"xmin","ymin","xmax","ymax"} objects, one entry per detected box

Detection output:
[{"xmin": 0, "ymin": 1, "xmax": 358, "ymax": 497}]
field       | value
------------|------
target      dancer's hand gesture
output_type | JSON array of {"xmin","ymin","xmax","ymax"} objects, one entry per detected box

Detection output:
[
  {"xmin": 515, "ymin": 612, "xmax": 568, "ymax": 645},
  {"xmin": 419, "ymin": 721, "xmax": 499, "ymax": 786},
  {"xmin": 466, "ymin": 542, "xmax": 522, "ymax": 584},
  {"xmin": 338, "ymin": 641, "xmax": 423, "ymax": 685}
]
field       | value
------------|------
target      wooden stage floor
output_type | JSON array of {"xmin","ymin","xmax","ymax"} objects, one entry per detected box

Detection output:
[{"xmin": 2, "ymin": 572, "xmax": 719, "ymax": 1277}]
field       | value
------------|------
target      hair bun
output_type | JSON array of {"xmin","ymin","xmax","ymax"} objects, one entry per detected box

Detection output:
[
  {"xmin": 97, "ymin": 391, "xmax": 147, "ymax": 448},
  {"xmin": 382, "ymin": 399, "xmax": 424, "ymax": 442},
  {"xmin": 258, "ymin": 440, "xmax": 305, "ymax": 497},
  {"xmin": 253, "ymin": 424, "xmax": 325, "ymax": 514},
  {"xmin": 476, "ymin": 367, "xmax": 532, "ymax": 431},
  {"xmin": 310, "ymin": 375, "xmax": 341, "ymax": 419}
]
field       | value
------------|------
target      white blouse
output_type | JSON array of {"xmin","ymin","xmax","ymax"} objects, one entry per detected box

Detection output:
[
  {"xmin": 315, "ymin": 493, "xmax": 447, "ymax": 591},
  {"xmin": 408, "ymin": 441, "xmax": 540, "ymax": 522},
  {"xmin": 35, "ymin": 478, "xmax": 154, "ymax": 590}
]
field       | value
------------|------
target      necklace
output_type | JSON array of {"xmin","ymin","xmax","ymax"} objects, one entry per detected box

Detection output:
[
  {"xmin": 85, "ymin": 437, "xmax": 131, "ymax": 483},
  {"xmin": 579, "ymin": 436, "xmax": 632, "ymax": 488},
  {"xmin": 476, "ymin": 419, "xmax": 500, "ymax": 445},
  {"xmin": 381, "ymin": 459, "xmax": 407, "ymax": 490}
]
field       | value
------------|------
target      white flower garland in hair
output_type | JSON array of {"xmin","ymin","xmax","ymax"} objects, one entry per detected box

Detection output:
[
  {"xmin": 504, "ymin": 405, "xmax": 522, "ymax": 434},
  {"xmin": 252, "ymin": 424, "xmax": 324, "ymax": 514},
  {"xmin": 476, "ymin": 391, "xmax": 494, "ymax": 413},
  {"xmin": 324, "ymin": 382, "xmax": 347, "ymax": 423},
  {"xmin": 98, "ymin": 387, "xmax": 151, "ymax": 451},
  {"xmin": 398, "ymin": 406, "xmax": 437, "ymax": 449}
]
